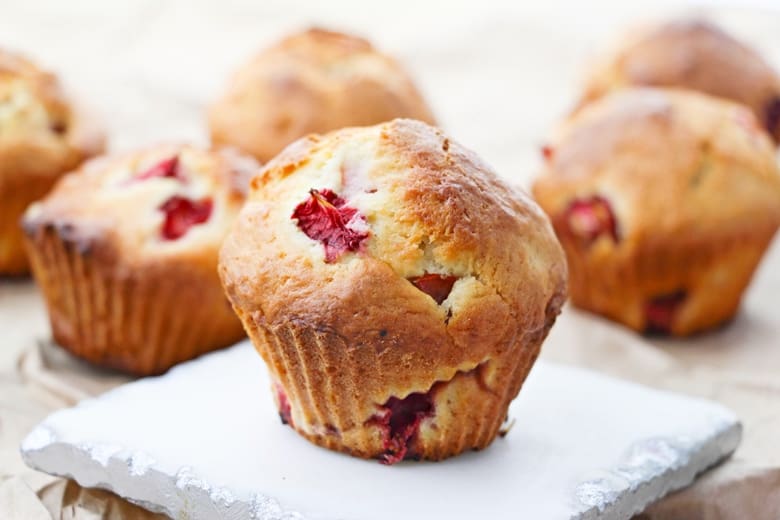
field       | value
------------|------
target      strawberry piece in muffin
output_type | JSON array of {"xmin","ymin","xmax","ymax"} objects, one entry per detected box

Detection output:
[
  {"xmin": 372, "ymin": 392, "xmax": 435, "ymax": 464},
  {"xmin": 765, "ymin": 96, "xmax": 780, "ymax": 142},
  {"xmin": 136, "ymin": 156, "xmax": 183, "ymax": 181},
  {"xmin": 409, "ymin": 273, "xmax": 458, "ymax": 305},
  {"xmin": 274, "ymin": 383, "xmax": 294, "ymax": 427},
  {"xmin": 159, "ymin": 196, "xmax": 213, "ymax": 240},
  {"xmin": 562, "ymin": 196, "xmax": 618, "ymax": 246},
  {"xmin": 291, "ymin": 188, "xmax": 368, "ymax": 262},
  {"xmin": 644, "ymin": 291, "xmax": 687, "ymax": 335}
]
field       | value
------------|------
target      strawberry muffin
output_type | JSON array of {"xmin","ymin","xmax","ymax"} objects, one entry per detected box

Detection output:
[
  {"xmin": 534, "ymin": 88, "xmax": 780, "ymax": 336},
  {"xmin": 219, "ymin": 119, "xmax": 567, "ymax": 463},
  {"xmin": 209, "ymin": 28, "xmax": 435, "ymax": 163},
  {"xmin": 0, "ymin": 49, "xmax": 104, "ymax": 274},
  {"xmin": 22, "ymin": 144, "xmax": 256, "ymax": 375},
  {"xmin": 579, "ymin": 19, "xmax": 780, "ymax": 143}
]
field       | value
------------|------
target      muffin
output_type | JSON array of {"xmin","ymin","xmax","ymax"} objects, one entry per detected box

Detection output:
[
  {"xmin": 533, "ymin": 88, "xmax": 780, "ymax": 336},
  {"xmin": 579, "ymin": 19, "xmax": 780, "ymax": 142},
  {"xmin": 22, "ymin": 144, "xmax": 256, "ymax": 375},
  {"xmin": 209, "ymin": 28, "xmax": 436, "ymax": 163},
  {"xmin": 0, "ymin": 49, "xmax": 104, "ymax": 274},
  {"xmin": 219, "ymin": 119, "xmax": 567, "ymax": 463}
]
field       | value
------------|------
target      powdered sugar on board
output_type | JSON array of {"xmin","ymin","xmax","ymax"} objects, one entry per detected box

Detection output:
[{"xmin": 21, "ymin": 341, "xmax": 740, "ymax": 520}]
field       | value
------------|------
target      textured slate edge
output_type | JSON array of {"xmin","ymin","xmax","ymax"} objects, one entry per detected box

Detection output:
[
  {"xmin": 573, "ymin": 418, "xmax": 742, "ymax": 520},
  {"xmin": 21, "ymin": 426, "xmax": 304, "ymax": 520},
  {"xmin": 21, "ymin": 417, "xmax": 741, "ymax": 520}
]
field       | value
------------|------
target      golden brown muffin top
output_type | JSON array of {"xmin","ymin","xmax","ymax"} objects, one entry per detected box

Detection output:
[
  {"xmin": 209, "ymin": 28, "xmax": 436, "ymax": 163},
  {"xmin": 219, "ymin": 119, "xmax": 567, "ymax": 401},
  {"xmin": 534, "ymin": 88, "xmax": 780, "ymax": 246},
  {"xmin": 0, "ymin": 49, "xmax": 104, "ymax": 177},
  {"xmin": 580, "ymin": 19, "xmax": 780, "ymax": 141},
  {"xmin": 23, "ymin": 144, "xmax": 258, "ymax": 266}
]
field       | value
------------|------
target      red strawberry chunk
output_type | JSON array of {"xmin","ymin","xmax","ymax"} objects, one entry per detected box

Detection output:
[
  {"xmin": 291, "ymin": 189, "xmax": 368, "ymax": 262},
  {"xmin": 644, "ymin": 290, "xmax": 687, "ymax": 334},
  {"xmin": 371, "ymin": 392, "xmax": 434, "ymax": 465},
  {"xmin": 158, "ymin": 195, "xmax": 213, "ymax": 240},
  {"xmin": 409, "ymin": 273, "xmax": 458, "ymax": 304},
  {"xmin": 563, "ymin": 196, "xmax": 618, "ymax": 246},
  {"xmin": 136, "ymin": 156, "xmax": 184, "ymax": 182},
  {"xmin": 274, "ymin": 384, "xmax": 294, "ymax": 427},
  {"xmin": 765, "ymin": 96, "xmax": 780, "ymax": 141}
]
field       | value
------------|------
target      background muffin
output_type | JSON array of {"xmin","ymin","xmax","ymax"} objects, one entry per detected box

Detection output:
[
  {"xmin": 579, "ymin": 19, "xmax": 780, "ymax": 142},
  {"xmin": 533, "ymin": 88, "xmax": 780, "ymax": 336},
  {"xmin": 209, "ymin": 28, "xmax": 436, "ymax": 163},
  {"xmin": 219, "ymin": 119, "xmax": 567, "ymax": 463},
  {"xmin": 0, "ymin": 49, "xmax": 104, "ymax": 274},
  {"xmin": 22, "ymin": 144, "xmax": 255, "ymax": 375}
]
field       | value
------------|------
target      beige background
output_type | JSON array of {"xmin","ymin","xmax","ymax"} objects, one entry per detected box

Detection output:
[{"xmin": 1, "ymin": 0, "xmax": 780, "ymax": 518}]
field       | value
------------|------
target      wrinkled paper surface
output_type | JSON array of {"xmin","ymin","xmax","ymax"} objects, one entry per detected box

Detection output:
[{"xmin": 2, "ymin": 1, "xmax": 780, "ymax": 518}]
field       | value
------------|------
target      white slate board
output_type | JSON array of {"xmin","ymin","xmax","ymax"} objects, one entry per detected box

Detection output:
[{"xmin": 21, "ymin": 341, "xmax": 740, "ymax": 520}]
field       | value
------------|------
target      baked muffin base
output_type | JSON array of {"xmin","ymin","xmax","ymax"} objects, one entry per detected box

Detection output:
[
  {"xmin": 238, "ymin": 305, "xmax": 557, "ymax": 463},
  {"xmin": 24, "ymin": 223, "xmax": 246, "ymax": 375},
  {"xmin": 565, "ymin": 226, "xmax": 777, "ymax": 336}
]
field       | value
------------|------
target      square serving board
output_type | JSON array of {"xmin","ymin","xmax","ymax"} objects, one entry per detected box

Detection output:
[{"xmin": 21, "ymin": 341, "xmax": 740, "ymax": 520}]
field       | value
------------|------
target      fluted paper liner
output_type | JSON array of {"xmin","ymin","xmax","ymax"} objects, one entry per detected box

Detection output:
[
  {"xmin": 565, "ymin": 227, "xmax": 777, "ymax": 336},
  {"xmin": 24, "ymin": 226, "xmax": 245, "ymax": 375},
  {"xmin": 240, "ymin": 316, "xmax": 544, "ymax": 462}
]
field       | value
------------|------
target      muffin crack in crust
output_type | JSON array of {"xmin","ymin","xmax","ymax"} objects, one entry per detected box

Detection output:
[{"xmin": 220, "ymin": 119, "xmax": 567, "ymax": 463}]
